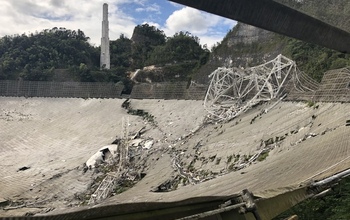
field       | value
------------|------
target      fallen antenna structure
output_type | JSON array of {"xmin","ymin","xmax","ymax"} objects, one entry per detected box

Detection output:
[
  {"xmin": 88, "ymin": 117, "xmax": 130, "ymax": 205},
  {"xmin": 204, "ymin": 54, "xmax": 314, "ymax": 122}
]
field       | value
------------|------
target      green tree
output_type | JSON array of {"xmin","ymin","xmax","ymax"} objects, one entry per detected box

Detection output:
[
  {"xmin": 286, "ymin": 38, "xmax": 350, "ymax": 82},
  {"xmin": 275, "ymin": 177, "xmax": 350, "ymax": 220},
  {"xmin": 130, "ymin": 24, "xmax": 166, "ymax": 68},
  {"xmin": 110, "ymin": 34, "xmax": 132, "ymax": 68},
  {"xmin": 0, "ymin": 27, "xmax": 99, "ymax": 80},
  {"xmin": 147, "ymin": 31, "xmax": 208, "ymax": 65},
  {"xmin": 146, "ymin": 31, "xmax": 210, "ymax": 81}
]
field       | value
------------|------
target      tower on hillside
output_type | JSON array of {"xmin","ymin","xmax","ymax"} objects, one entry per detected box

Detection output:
[{"xmin": 100, "ymin": 3, "xmax": 110, "ymax": 69}]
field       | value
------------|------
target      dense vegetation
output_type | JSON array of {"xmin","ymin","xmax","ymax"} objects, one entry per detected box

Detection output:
[
  {"xmin": 274, "ymin": 176, "xmax": 350, "ymax": 219},
  {"xmin": 283, "ymin": 38, "xmax": 350, "ymax": 82},
  {"xmin": 2, "ymin": 23, "xmax": 347, "ymax": 85},
  {"xmin": 0, "ymin": 28, "xmax": 99, "ymax": 81},
  {"xmin": 275, "ymin": 0, "xmax": 350, "ymax": 33},
  {"xmin": 278, "ymin": 0, "xmax": 350, "ymax": 81},
  {"xmin": 130, "ymin": 25, "xmax": 209, "ymax": 82},
  {"xmin": 202, "ymin": 23, "xmax": 350, "ymax": 83},
  {"xmin": 130, "ymin": 24, "xmax": 167, "ymax": 69},
  {"xmin": 144, "ymin": 31, "xmax": 210, "ymax": 82},
  {"xmin": 0, "ymin": 24, "xmax": 209, "ymax": 85}
]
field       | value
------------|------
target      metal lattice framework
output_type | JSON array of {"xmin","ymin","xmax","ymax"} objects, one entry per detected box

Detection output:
[
  {"xmin": 204, "ymin": 54, "xmax": 313, "ymax": 122},
  {"xmin": 88, "ymin": 117, "xmax": 129, "ymax": 205}
]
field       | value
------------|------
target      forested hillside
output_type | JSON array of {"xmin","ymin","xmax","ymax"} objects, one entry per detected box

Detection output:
[
  {"xmin": 275, "ymin": 0, "xmax": 350, "ymax": 33},
  {"xmin": 195, "ymin": 1, "xmax": 350, "ymax": 83},
  {"xmin": 0, "ymin": 28, "xmax": 99, "ymax": 81},
  {"xmin": 0, "ymin": 24, "xmax": 209, "ymax": 85}
]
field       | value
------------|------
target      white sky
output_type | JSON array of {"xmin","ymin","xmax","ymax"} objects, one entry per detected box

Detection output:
[{"xmin": 0, "ymin": 0, "xmax": 236, "ymax": 49}]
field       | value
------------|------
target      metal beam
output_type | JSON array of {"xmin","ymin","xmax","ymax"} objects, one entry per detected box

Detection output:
[{"xmin": 168, "ymin": 0, "xmax": 350, "ymax": 53}]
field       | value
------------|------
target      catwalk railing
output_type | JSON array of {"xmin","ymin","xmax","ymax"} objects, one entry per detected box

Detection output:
[
  {"xmin": 0, "ymin": 81, "xmax": 124, "ymax": 98},
  {"xmin": 0, "ymin": 68, "xmax": 349, "ymax": 101},
  {"xmin": 0, "ymin": 80, "xmax": 207, "ymax": 100},
  {"xmin": 286, "ymin": 67, "xmax": 350, "ymax": 102},
  {"xmin": 130, "ymin": 81, "xmax": 208, "ymax": 100}
]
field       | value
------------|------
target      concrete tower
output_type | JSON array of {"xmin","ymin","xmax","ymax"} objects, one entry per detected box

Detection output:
[{"xmin": 100, "ymin": 3, "xmax": 110, "ymax": 69}]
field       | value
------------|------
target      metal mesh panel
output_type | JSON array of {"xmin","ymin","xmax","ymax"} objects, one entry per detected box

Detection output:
[
  {"xmin": 130, "ymin": 82, "xmax": 205, "ymax": 100},
  {"xmin": 314, "ymin": 68, "xmax": 350, "ymax": 102},
  {"xmin": 0, "ymin": 81, "xmax": 123, "ymax": 98}
]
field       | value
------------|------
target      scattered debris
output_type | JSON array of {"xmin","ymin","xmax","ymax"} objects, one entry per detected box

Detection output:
[
  {"xmin": 17, "ymin": 166, "xmax": 30, "ymax": 172},
  {"xmin": 85, "ymin": 151, "xmax": 105, "ymax": 169},
  {"xmin": 3, "ymin": 198, "xmax": 52, "ymax": 211},
  {"xmin": 85, "ymin": 145, "xmax": 118, "ymax": 169},
  {"xmin": 87, "ymin": 118, "xmax": 148, "ymax": 205},
  {"xmin": 0, "ymin": 198, "xmax": 9, "ymax": 207},
  {"xmin": 122, "ymin": 99, "xmax": 157, "ymax": 126},
  {"xmin": 130, "ymin": 139, "xmax": 144, "ymax": 147},
  {"xmin": 151, "ymin": 177, "xmax": 181, "ymax": 192},
  {"xmin": 143, "ymin": 140, "xmax": 153, "ymax": 150},
  {"xmin": 0, "ymin": 110, "xmax": 33, "ymax": 121},
  {"xmin": 131, "ymin": 126, "xmax": 146, "ymax": 139},
  {"xmin": 286, "ymin": 215, "xmax": 299, "ymax": 220},
  {"xmin": 346, "ymin": 119, "xmax": 350, "ymax": 126},
  {"xmin": 88, "ymin": 174, "xmax": 116, "ymax": 205}
]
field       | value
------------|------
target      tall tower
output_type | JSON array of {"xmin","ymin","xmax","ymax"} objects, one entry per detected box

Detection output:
[{"xmin": 100, "ymin": 3, "xmax": 110, "ymax": 69}]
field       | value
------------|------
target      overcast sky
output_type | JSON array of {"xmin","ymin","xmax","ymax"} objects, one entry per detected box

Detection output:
[{"xmin": 0, "ymin": 0, "xmax": 236, "ymax": 49}]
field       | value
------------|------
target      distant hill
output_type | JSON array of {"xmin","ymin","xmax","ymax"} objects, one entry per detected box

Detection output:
[
  {"xmin": 0, "ymin": 28, "xmax": 100, "ymax": 81},
  {"xmin": 1, "ymin": 2, "xmax": 349, "ymax": 85},
  {"xmin": 275, "ymin": 0, "xmax": 350, "ymax": 32},
  {"xmin": 0, "ymin": 25, "xmax": 209, "ymax": 85},
  {"xmin": 195, "ymin": 1, "xmax": 350, "ymax": 84}
]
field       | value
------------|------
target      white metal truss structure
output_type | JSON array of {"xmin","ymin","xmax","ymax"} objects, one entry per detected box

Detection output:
[
  {"xmin": 88, "ymin": 117, "xmax": 130, "ymax": 205},
  {"xmin": 88, "ymin": 174, "xmax": 116, "ymax": 205},
  {"xmin": 204, "ymin": 54, "xmax": 307, "ymax": 122}
]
